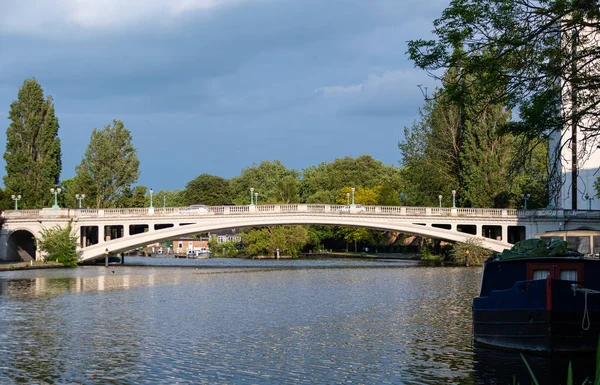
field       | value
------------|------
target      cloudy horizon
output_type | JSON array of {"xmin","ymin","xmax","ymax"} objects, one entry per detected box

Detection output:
[{"xmin": 0, "ymin": 0, "xmax": 444, "ymax": 189}]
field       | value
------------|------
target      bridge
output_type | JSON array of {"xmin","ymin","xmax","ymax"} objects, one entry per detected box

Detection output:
[{"xmin": 1, "ymin": 204, "xmax": 597, "ymax": 262}]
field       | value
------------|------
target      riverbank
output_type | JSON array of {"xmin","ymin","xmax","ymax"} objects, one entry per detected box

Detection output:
[
  {"xmin": 299, "ymin": 252, "xmax": 419, "ymax": 259},
  {"xmin": 0, "ymin": 261, "xmax": 65, "ymax": 271}
]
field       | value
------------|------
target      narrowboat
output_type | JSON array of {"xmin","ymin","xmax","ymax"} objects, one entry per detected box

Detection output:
[{"xmin": 473, "ymin": 238, "xmax": 600, "ymax": 353}]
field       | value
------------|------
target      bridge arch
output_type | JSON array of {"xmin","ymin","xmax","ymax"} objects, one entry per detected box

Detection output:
[
  {"xmin": 7, "ymin": 229, "xmax": 36, "ymax": 262},
  {"xmin": 78, "ymin": 215, "xmax": 511, "ymax": 261}
]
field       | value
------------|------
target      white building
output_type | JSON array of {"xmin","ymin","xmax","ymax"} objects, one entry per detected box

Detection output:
[{"xmin": 549, "ymin": 22, "xmax": 600, "ymax": 210}]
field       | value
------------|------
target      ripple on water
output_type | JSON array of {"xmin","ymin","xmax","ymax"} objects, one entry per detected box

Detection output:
[{"xmin": 0, "ymin": 262, "xmax": 594, "ymax": 384}]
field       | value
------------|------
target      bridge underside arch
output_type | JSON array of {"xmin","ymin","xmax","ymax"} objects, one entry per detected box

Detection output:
[
  {"xmin": 78, "ymin": 216, "xmax": 511, "ymax": 261},
  {"xmin": 7, "ymin": 230, "xmax": 36, "ymax": 262}
]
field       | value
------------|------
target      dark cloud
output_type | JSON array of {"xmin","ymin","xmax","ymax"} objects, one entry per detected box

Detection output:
[{"xmin": 0, "ymin": 0, "xmax": 449, "ymax": 188}]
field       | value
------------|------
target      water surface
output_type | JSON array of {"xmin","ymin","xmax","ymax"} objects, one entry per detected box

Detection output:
[{"xmin": 0, "ymin": 257, "xmax": 595, "ymax": 384}]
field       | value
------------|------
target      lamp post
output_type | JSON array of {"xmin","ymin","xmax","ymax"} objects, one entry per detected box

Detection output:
[
  {"xmin": 250, "ymin": 187, "xmax": 254, "ymax": 206},
  {"xmin": 50, "ymin": 187, "xmax": 62, "ymax": 209},
  {"xmin": 105, "ymin": 248, "xmax": 109, "ymax": 268},
  {"xmin": 585, "ymin": 193, "xmax": 594, "ymax": 210},
  {"xmin": 351, "ymin": 187, "xmax": 355, "ymax": 206},
  {"xmin": 452, "ymin": 190, "xmax": 456, "ymax": 209},
  {"xmin": 521, "ymin": 193, "xmax": 531, "ymax": 210},
  {"xmin": 75, "ymin": 193, "xmax": 85, "ymax": 209},
  {"xmin": 11, "ymin": 194, "xmax": 21, "ymax": 210},
  {"xmin": 163, "ymin": 195, "xmax": 166, "ymax": 208},
  {"xmin": 438, "ymin": 195, "xmax": 442, "ymax": 208},
  {"xmin": 149, "ymin": 188, "xmax": 154, "ymax": 209},
  {"xmin": 346, "ymin": 192, "xmax": 350, "ymax": 205},
  {"xmin": 255, "ymin": 192, "xmax": 258, "ymax": 205}
]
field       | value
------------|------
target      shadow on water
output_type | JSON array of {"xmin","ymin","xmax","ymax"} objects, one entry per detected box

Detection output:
[{"xmin": 472, "ymin": 345, "xmax": 597, "ymax": 385}]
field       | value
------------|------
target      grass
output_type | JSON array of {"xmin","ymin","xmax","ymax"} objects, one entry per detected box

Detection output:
[{"xmin": 520, "ymin": 338, "xmax": 600, "ymax": 385}]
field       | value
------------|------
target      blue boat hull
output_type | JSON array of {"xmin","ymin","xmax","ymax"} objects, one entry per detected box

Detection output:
[
  {"xmin": 473, "ymin": 309, "xmax": 600, "ymax": 352},
  {"xmin": 473, "ymin": 264, "xmax": 600, "ymax": 353}
]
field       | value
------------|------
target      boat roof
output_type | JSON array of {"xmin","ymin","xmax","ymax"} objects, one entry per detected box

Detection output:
[{"xmin": 485, "ymin": 254, "xmax": 597, "ymax": 265}]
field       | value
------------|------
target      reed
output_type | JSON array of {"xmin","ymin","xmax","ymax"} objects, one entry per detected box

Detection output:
[{"xmin": 520, "ymin": 338, "xmax": 600, "ymax": 385}]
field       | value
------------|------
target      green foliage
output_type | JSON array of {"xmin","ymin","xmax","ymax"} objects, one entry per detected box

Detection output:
[
  {"xmin": 184, "ymin": 174, "xmax": 233, "ymax": 206},
  {"xmin": 300, "ymin": 155, "xmax": 401, "ymax": 203},
  {"xmin": 208, "ymin": 238, "xmax": 243, "ymax": 257},
  {"xmin": 399, "ymin": 70, "xmax": 548, "ymax": 208},
  {"xmin": 154, "ymin": 189, "xmax": 187, "ymax": 207},
  {"xmin": 338, "ymin": 227, "xmax": 383, "ymax": 252},
  {"xmin": 4, "ymin": 78, "xmax": 62, "ymax": 209},
  {"xmin": 306, "ymin": 226, "xmax": 336, "ymax": 249},
  {"xmin": 37, "ymin": 221, "xmax": 79, "ymax": 267},
  {"xmin": 451, "ymin": 238, "xmax": 493, "ymax": 266},
  {"xmin": 230, "ymin": 160, "xmax": 298, "ymax": 205},
  {"xmin": 241, "ymin": 226, "xmax": 309, "ymax": 257},
  {"xmin": 274, "ymin": 176, "xmax": 300, "ymax": 204},
  {"xmin": 113, "ymin": 185, "xmax": 148, "ymax": 208},
  {"xmin": 336, "ymin": 187, "xmax": 378, "ymax": 205},
  {"xmin": 407, "ymin": 0, "xmax": 599, "ymax": 207},
  {"xmin": 399, "ymin": 94, "xmax": 461, "ymax": 207},
  {"xmin": 75, "ymin": 120, "xmax": 140, "ymax": 208},
  {"xmin": 377, "ymin": 183, "xmax": 400, "ymax": 206}
]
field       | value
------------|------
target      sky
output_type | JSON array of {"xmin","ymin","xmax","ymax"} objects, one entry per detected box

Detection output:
[{"xmin": 0, "ymin": 0, "xmax": 445, "ymax": 190}]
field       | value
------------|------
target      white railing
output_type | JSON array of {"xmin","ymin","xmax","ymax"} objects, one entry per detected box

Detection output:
[{"xmin": 3, "ymin": 205, "xmax": 598, "ymax": 221}]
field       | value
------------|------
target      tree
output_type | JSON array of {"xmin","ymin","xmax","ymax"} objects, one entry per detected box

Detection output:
[
  {"xmin": 113, "ymin": 185, "xmax": 148, "ymax": 208},
  {"xmin": 230, "ymin": 160, "xmax": 298, "ymax": 205},
  {"xmin": 274, "ymin": 176, "xmax": 300, "ymax": 204},
  {"xmin": 300, "ymin": 155, "xmax": 401, "ymax": 202},
  {"xmin": 376, "ymin": 183, "xmax": 400, "ymax": 206},
  {"xmin": 75, "ymin": 120, "xmax": 140, "ymax": 208},
  {"xmin": 155, "ymin": 189, "xmax": 187, "ymax": 208},
  {"xmin": 37, "ymin": 221, "xmax": 79, "ymax": 267},
  {"xmin": 208, "ymin": 237, "xmax": 243, "ymax": 257},
  {"xmin": 184, "ymin": 174, "xmax": 233, "ymax": 206},
  {"xmin": 407, "ymin": 0, "xmax": 600, "ymax": 207},
  {"xmin": 242, "ymin": 226, "xmax": 309, "ymax": 257},
  {"xmin": 399, "ymin": 95, "xmax": 461, "ymax": 206},
  {"xmin": 336, "ymin": 187, "xmax": 378, "ymax": 205},
  {"xmin": 4, "ymin": 78, "xmax": 62, "ymax": 208},
  {"xmin": 399, "ymin": 70, "xmax": 548, "ymax": 208},
  {"xmin": 451, "ymin": 238, "xmax": 494, "ymax": 266}
]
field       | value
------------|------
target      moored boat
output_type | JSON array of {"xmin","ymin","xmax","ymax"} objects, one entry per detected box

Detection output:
[{"xmin": 473, "ymin": 238, "xmax": 600, "ymax": 353}]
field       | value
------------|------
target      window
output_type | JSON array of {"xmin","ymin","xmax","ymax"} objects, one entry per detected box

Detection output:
[
  {"xmin": 560, "ymin": 270, "xmax": 578, "ymax": 281},
  {"xmin": 527, "ymin": 263, "xmax": 583, "ymax": 281},
  {"xmin": 533, "ymin": 269, "xmax": 551, "ymax": 280},
  {"xmin": 178, "ymin": 242, "xmax": 183, "ymax": 248}
]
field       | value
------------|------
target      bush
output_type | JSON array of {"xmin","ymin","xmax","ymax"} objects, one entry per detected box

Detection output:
[
  {"xmin": 451, "ymin": 238, "xmax": 493, "ymax": 266},
  {"xmin": 36, "ymin": 221, "xmax": 80, "ymax": 267}
]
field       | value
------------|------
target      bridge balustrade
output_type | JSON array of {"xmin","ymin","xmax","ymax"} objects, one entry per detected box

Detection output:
[
  {"xmin": 406, "ymin": 207, "xmax": 426, "ymax": 215},
  {"xmin": 379, "ymin": 206, "xmax": 404, "ymax": 214},
  {"xmin": 307, "ymin": 205, "xmax": 326, "ymax": 213},
  {"xmin": 4, "ymin": 205, "xmax": 600, "ymax": 221}
]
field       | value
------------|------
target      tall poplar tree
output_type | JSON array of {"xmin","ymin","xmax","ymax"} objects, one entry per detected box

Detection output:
[
  {"xmin": 4, "ymin": 78, "xmax": 62, "ymax": 208},
  {"xmin": 399, "ymin": 69, "xmax": 548, "ymax": 208},
  {"xmin": 75, "ymin": 120, "xmax": 140, "ymax": 208}
]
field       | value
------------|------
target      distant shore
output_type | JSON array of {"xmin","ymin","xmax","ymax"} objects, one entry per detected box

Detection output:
[{"xmin": 0, "ymin": 261, "xmax": 64, "ymax": 271}]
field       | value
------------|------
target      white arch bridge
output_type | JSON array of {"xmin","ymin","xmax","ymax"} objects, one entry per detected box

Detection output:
[{"xmin": 1, "ymin": 204, "xmax": 595, "ymax": 262}]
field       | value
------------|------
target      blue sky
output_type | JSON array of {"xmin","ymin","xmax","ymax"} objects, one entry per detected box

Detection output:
[{"xmin": 0, "ymin": 0, "xmax": 444, "ymax": 190}]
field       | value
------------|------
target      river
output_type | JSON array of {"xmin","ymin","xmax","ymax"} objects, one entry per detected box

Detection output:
[{"xmin": 0, "ymin": 257, "xmax": 596, "ymax": 384}]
